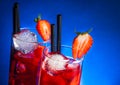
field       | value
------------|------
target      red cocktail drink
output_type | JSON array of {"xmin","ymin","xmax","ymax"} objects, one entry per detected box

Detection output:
[
  {"xmin": 39, "ymin": 46, "xmax": 83, "ymax": 85},
  {"xmin": 9, "ymin": 30, "xmax": 44, "ymax": 85}
]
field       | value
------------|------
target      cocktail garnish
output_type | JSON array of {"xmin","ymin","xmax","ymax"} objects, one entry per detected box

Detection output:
[
  {"xmin": 35, "ymin": 15, "xmax": 51, "ymax": 41},
  {"xmin": 72, "ymin": 29, "xmax": 93, "ymax": 59}
]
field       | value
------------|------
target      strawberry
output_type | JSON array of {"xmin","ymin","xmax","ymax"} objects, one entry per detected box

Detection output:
[
  {"xmin": 35, "ymin": 15, "xmax": 51, "ymax": 41},
  {"xmin": 72, "ymin": 29, "xmax": 93, "ymax": 59}
]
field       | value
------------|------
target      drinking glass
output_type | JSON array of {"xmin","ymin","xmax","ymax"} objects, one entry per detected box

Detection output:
[
  {"xmin": 9, "ymin": 30, "xmax": 45, "ymax": 85},
  {"xmin": 38, "ymin": 45, "xmax": 84, "ymax": 85}
]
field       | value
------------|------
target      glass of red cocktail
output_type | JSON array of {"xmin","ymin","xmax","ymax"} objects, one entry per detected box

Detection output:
[
  {"xmin": 39, "ymin": 45, "xmax": 83, "ymax": 85},
  {"xmin": 9, "ymin": 29, "xmax": 45, "ymax": 85}
]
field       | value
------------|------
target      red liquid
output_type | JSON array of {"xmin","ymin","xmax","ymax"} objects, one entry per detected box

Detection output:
[
  {"xmin": 40, "ymin": 53, "xmax": 81, "ymax": 85},
  {"xmin": 9, "ymin": 45, "xmax": 44, "ymax": 85}
]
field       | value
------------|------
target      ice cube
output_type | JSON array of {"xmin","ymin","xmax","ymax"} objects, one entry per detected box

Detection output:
[
  {"xmin": 44, "ymin": 54, "xmax": 69, "ymax": 72},
  {"xmin": 13, "ymin": 29, "xmax": 38, "ymax": 54}
]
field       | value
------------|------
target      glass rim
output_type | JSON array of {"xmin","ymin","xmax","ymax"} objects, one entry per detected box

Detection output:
[{"xmin": 43, "ymin": 45, "xmax": 84, "ymax": 63}]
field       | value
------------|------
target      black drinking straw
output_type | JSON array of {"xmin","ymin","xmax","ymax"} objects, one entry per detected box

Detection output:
[
  {"xmin": 9, "ymin": 2, "xmax": 20, "ymax": 77},
  {"xmin": 51, "ymin": 24, "xmax": 56, "ymax": 52},
  {"xmin": 10, "ymin": 2, "xmax": 20, "ymax": 61},
  {"xmin": 13, "ymin": 2, "xmax": 20, "ymax": 34},
  {"xmin": 57, "ymin": 14, "xmax": 62, "ymax": 52}
]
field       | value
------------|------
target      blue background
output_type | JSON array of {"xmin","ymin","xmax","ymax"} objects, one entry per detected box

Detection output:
[{"xmin": 0, "ymin": 0, "xmax": 120, "ymax": 85}]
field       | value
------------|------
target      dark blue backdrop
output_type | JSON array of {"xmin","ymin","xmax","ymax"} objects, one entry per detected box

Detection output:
[{"xmin": 0, "ymin": 0, "xmax": 120, "ymax": 85}]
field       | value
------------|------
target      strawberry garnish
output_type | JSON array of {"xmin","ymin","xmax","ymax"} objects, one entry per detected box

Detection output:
[
  {"xmin": 35, "ymin": 15, "xmax": 51, "ymax": 41},
  {"xmin": 72, "ymin": 29, "xmax": 93, "ymax": 59}
]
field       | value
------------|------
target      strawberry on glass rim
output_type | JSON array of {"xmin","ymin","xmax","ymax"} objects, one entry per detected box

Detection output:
[
  {"xmin": 72, "ymin": 28, "xmax": 93, "ymax": 59},
  {"xmin": 35, "ymin": 15, "xmax": 51, "ymax": 41}
]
